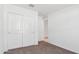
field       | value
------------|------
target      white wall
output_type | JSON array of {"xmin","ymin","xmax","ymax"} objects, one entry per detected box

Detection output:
[
  {"xmin": 0, "ymin": 5, "xmax": 4, "ymax": 53},
  {"xmin": 38, "ymin": 16, "xmax": 44, "ymax": 41},
  {"xmin": 48, "ymin": 5, "xmax": 79, "ymax": 53}
]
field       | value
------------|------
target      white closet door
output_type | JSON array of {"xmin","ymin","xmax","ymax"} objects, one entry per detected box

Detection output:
[
  {"xmin": 7, "ymin": 13, "xmax": 23, "ymax": 49},
  {"xmin": 4, "ymin": 5, "xmax": 38, "ymax": 50},
  {"xmin": 22, "ymin": 17, "xmax": 35, "ymax": 47}
]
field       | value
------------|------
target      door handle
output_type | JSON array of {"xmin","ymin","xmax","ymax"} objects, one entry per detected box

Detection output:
[
  {"xmin": 32, "ymin": 32, "xmax": 35, "ymax": 33},
  {"xmin": 8, "ymin": 32, "xmax": 10, "ymax": 34}
]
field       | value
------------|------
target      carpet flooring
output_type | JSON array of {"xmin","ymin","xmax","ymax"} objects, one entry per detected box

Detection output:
[{"xmin": 4, "ymin": 41, "xmax": 76, "ymax": 54}]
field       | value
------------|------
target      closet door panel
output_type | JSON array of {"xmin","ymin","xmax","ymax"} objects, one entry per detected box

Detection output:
[
  {"xmin": 7, "ymin": 13, "xmax": 22, "ymax": 49},
  {"xmin": 22, "ymin": 17, "xmax": 35, "ymax": 47}
]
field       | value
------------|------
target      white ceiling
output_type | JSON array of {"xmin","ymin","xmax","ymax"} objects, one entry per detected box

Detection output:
[{"xmin": 14, "ymin": 4, "xmax": 74, "ymax": 16}]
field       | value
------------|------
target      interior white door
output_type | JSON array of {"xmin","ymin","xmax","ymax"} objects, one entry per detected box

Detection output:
[
  {"xmin": 22, "ymin": 16, "xmax": 35, "ymax": 47},
  {"xmin": 7, "ymin": 12, "xmax": 23, "ymax": 49}
]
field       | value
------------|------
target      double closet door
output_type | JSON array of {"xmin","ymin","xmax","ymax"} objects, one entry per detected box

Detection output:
[{"xmin": 4, "ymin": 5, "xmax": 38, "ymax": 50}]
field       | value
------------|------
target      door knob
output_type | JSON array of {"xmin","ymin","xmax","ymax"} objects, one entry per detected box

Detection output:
[
  {"xmin": 32, "ymin": 32, "xmax": 35, "ymax": 33},
  {"xmin": 8, "ymin": 32, "xmax": 11, "ymax": 34}
]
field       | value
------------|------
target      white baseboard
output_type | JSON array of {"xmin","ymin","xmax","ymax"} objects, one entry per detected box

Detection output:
[{"xmin": 48, "ymin": 41, "xmax": 78, "ymax": 54}]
